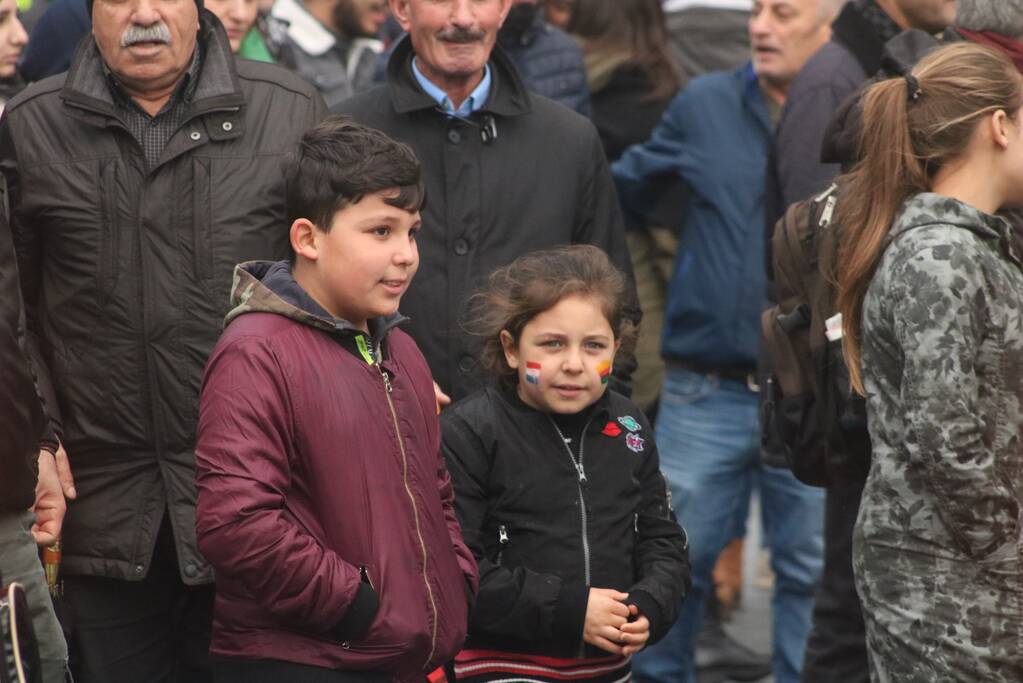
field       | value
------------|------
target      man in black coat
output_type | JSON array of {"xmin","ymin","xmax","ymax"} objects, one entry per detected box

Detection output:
[
  {"xmin": 0, "ymin": 1, "xmax": 326, "ymax": 679},
  {"xmin": 337, "ymin": 0, "xmax": 634, "ymax": 403}
]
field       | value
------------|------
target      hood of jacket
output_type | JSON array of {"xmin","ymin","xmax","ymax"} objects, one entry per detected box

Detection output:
[
  {"xmin": 226, "ymin": 260, "xmax": 406, "ymax": 352},
  {"xmin": 888, "ymin": 193, "xmax": 1021, "ymax": 265}
]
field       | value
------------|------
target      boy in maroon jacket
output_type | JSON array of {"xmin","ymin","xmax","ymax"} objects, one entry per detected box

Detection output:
[{"xmin": 194, "ymin": 117, "xmax": 478, "ymax": 683}]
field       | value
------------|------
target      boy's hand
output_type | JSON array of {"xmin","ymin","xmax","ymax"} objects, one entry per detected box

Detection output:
[
  {"xmin": 583, "ymin": 588, "xmax": 630, "ymax": 655},
  {"xmin": 621, "ymin": 604, "xmax": 650, "ymax": 655}
]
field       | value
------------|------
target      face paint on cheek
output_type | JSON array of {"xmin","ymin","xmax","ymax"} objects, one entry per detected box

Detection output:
[
  {"xmin": 525, "ymin": 361, "xmax": 542, "ymax": 385},
  {"xmin": 597, "ymin": 360, "xmax": 612, "ymax": 385}
]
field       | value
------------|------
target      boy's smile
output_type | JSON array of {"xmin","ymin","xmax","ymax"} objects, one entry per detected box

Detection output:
[
  {"xmin": 292, "ymin": 191, "xmax": 421, "ymax": 332},
  {"xmin": 501, "ymin": 294, "xmax": 619, "ymax": 414}
]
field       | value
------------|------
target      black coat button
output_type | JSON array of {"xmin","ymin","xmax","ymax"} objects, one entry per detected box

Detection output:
[
  {"xmin": 184, "ymin": 563, "xmax": 198, "ymax": 578},
  {"xmin": 458, "ymin": 355, "xmax": 475, "ymax": 373},
  {"xmin": 454, "ymin": 238, "xmax": 469, "ymax": 255},
  {"xmin": 447, "ymin": 128, "xmax": 462, "ymax": 144}
]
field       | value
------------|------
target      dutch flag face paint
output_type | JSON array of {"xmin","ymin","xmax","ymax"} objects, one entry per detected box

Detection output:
[{"xmin": 525, "ymin": 361, "xmax": 542, "ymax": 385}]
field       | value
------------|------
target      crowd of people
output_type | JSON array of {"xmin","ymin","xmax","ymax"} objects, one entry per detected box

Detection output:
[{"xmin": 1, "ymin": 1, "xmax": 1021, "ymax": 683}]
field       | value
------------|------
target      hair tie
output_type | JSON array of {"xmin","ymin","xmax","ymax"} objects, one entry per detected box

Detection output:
[{"xmin": 905, "ymin": 73, "xmax": 922, "ymax": 102}]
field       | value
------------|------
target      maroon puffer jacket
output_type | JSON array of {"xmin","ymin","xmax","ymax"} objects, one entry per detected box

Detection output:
[{"xmin": 195, "ymin": 261, "xmax": 477, "ymax": 679}]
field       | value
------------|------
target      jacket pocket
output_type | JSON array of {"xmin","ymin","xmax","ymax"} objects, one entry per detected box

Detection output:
[
  {"xmin": 96, "ymin": 160, "xmax": 121, "ymax": 308},
  {"xmin": 192, "ymin": 157, "xmax": 213, "ymax": 282}
]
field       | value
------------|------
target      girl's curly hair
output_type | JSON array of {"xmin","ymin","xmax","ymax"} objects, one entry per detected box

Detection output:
[{"xmin": 466, "ymin": 245, "xmax": 637, "ymax": 387}]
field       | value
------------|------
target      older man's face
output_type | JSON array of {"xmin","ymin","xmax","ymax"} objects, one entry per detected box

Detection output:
[
  {"xmin": 749, "ymin": 0, "xmax": 831, "ymax": 91},
  {"xmin": 391, "ymin": 0, "xmax": 511, "ymax": 84},
  {"xmin": 93, "ymin": 0, "xmax": 199, "ymax": 95}
]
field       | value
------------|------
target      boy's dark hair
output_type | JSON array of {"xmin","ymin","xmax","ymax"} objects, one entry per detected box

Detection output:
[
  {"xmin": 284, "ymin": 116, "xmax": 426, "ymax": 253},
  {"xmin": 467, "ymin": 245, "xmax": 638, "ymax": 387}
]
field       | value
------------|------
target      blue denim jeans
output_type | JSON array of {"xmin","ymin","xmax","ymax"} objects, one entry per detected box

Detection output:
[{"xmin": 633, "ymin": 368, "xmax": 824, "ymax": 683}]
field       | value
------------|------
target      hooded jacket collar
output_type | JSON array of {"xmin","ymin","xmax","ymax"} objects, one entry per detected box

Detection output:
[
  {"xmin": 60, "ymin": 9, "xmax": 245, "ymax": 120},
  {"xmin": 384, "ymin": 34, "xmax": 532, "ymax": 117},
  {"xmin": 226, "ymin": 261, "xmax": 408, "ymax": 358},
  {"xmin": 889, "ymin": 193, "xmax": 1021, "ymax": 266}
]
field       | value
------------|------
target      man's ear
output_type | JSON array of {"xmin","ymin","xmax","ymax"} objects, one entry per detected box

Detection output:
[
  {"xmin": 498, "ymin": 0, "xmax": 514, "ymax": 25},
  {"xmin": 290, "ymin": 218, "xmax": 320, "ymax": 262},
  {"xmin": 390, "ymin": 0, "xmax": 412, "ymax": 32},
  {"xmin": 500, "ymin": 329, "xmax": 520, "ymax": 369}
]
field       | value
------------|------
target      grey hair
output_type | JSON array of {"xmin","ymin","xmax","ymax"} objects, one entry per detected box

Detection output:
[{"xmin": 956, "ymin": 0, "xmax": 1023, "ymax": 38}]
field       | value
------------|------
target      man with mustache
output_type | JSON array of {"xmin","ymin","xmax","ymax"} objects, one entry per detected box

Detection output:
[
  {"xmin": 336, "ymin": 0, "xmax": 635, "ymax": 405},
  {"xmin": 269, "ymin": 0, "xmax": 387, "ymax": 109},
  {"xmin": 0, "ymin": 0, "xmax": 326, "ymax": 679}
]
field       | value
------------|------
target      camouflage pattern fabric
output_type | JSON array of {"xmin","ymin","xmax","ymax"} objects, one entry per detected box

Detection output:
[{"xmin": 855, "ymin": 193, "xmax": 1023, "ymax": 682}]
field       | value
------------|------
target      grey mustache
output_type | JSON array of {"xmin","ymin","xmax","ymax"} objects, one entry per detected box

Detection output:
[
  {"xmin": 437, "ymin": 27, "xmax": 485, "ymax": 44},
  {"xmin": 121, "ymin": 22, "xmax": 172, "ymax": 47}
]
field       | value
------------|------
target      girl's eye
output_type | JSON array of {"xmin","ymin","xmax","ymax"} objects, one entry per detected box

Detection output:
[
  {"xmin": 584, "ymin": 341, "xmax": 608, "ymax": 350},
  {"xmin": 409, "ymin": 227, "xmax": 419, "ymax": 240},
  {"xmin": 372, "ymin": 226, "xmax": 390, "ymax": 237},
  {"xmin": 540, "ymin": 340, "xmax": 562, "ymax": 348}
]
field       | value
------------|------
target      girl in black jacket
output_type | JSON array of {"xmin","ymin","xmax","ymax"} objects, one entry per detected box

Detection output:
[{"xmin": 442, "ymin": 245, "xmax": 690, "ymax": 683}]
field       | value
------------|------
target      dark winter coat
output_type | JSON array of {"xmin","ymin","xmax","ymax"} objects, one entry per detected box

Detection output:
[
  {"xmin": 195, "ymin": 261, "xmax": 477, "ymax": 678},
  {"xmin": 0, "ymin": 208, "xmax": 44, "ymax": 513},
  {"xmin": 0, "ymin": 13, "xmax": 327, "ymax": 583},
  {"xmin": 442, "ymin": 386, "xmax": 689, "ymax": 658},
  {"xmin": 336, "ymin": 36, "xmax": 633, "ymax": 403},
  {"xmin": 498, "ymin": 12, "xmax": 590, "ymax": 117}
]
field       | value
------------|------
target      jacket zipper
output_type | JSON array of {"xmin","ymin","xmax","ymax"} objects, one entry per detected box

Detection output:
[
  {"xmin": 376, "ymin": 362, "xmax": 439, "ymax": 667},
  {"xmin": 549, "ymin": 415, "xmax": 595, "ymax": 657}
]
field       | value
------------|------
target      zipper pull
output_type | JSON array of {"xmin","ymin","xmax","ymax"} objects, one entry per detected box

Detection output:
[
  {"xmin": 577, "ymin": 466, "xmax": 587, "ymax": 485},
  {"xmin": 377, "ymin": 364, "xmax": 393, "ymax": 393},
  {"xmin": 498, "ymin": 525, "xmax": 509, "ymax": 545},
  {"xmin": 359, "ymin": 565, "xmax": 374, "ymax": 589}
]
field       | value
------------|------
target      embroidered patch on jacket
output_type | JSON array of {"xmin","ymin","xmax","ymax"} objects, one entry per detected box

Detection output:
[
  {"xmin": 618, "ymin": 415, "xmax": 641, "ymax": 432},
  {"xmin": 525, "ymin": 362, "xmax": 541, "ymax": 385},
  {"xmin": 626, "ymin": 432, "xmax": 645, "ymax": 453},
  {"xmin": 597, "ymin": 360, "xmax": 612, "ymax": 385},
  {"xmin": 602, "ymin": 421, "xmax": 622, "ymax": 437}
]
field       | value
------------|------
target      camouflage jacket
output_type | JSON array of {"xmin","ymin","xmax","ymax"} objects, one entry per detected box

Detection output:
[{"xmin": 855, "ymin": 193, "xmax": 1023, "ymax": 682}]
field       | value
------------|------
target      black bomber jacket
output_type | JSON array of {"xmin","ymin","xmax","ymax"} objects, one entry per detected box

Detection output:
[{"xmin": 441, "ymin": 385, "xmax": 690, "ymax": 658}]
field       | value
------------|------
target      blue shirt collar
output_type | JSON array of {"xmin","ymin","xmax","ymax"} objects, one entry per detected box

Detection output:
[{"xmin": 411, "ymin": 58, "xmax": 492, "ymax": 117}]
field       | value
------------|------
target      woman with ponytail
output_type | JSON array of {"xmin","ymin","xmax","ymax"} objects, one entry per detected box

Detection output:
[{"xmin": 834, "ymin": 42, "xmax": 1023, "ymax": 681}]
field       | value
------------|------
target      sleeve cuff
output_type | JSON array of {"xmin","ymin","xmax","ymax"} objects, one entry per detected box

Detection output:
[
  {"xmin": 551, "ymin": 580, "xmax": 589, "ymax": 650},
  {"xmin": 626, "ymin": 589, "xmax": 663, "ymax": 644},
  {"xmin": 330, "ymin": 581, "xmax": 380, "ymax": 642}
]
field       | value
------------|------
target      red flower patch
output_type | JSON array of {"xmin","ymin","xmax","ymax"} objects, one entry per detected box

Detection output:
[{"xmin": 601, "ymin": 421, "xmax": 622, "ymax": 437}]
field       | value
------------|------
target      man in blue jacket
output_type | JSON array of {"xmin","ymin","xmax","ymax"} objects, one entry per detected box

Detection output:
[{"xmin": 612, "ymin": 0, "xmax": 840, "ymax": 681}]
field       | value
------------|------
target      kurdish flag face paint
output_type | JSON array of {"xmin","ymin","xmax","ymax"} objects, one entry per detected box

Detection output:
[
  {"xmin": 525, "ymin": 361, "xmax": 542, "ymax": 385},
  {"xmin": 597, "ymin": 360, "xmax": 612, "ymax": 385}
]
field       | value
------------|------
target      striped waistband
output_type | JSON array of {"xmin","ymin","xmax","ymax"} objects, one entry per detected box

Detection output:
[{"xmin": 453, "ymin": 649, "xmax": 631, "ymax": 683}]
